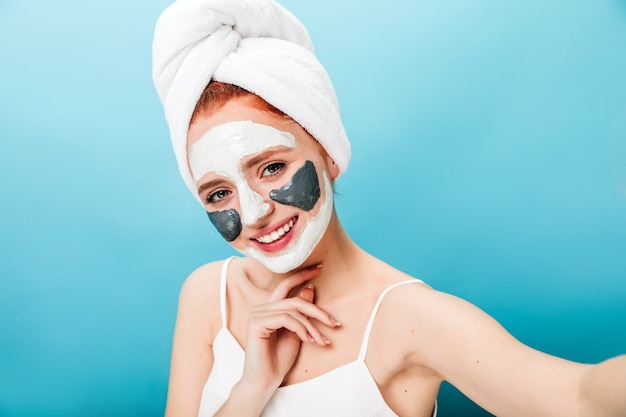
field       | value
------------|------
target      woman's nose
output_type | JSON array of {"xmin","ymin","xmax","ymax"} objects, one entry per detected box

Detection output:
[{"xmin": 238, "ymin": 182, "xmax": 270, "ymax": 226}]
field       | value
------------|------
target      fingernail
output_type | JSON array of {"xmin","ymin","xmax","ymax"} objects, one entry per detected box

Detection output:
[
  {"xmin": 305, "ymin": 283, "xmax": 314, "ymax": 290},
  {"xmin": 322, "ymin": 335, "xmax": 330, "ymax": 345},
  {"xmin": 330, "ymin": 316, "xmax": 341, "ymax": 327},
  {"xmin": 308, "ymin": 335, "xmax": 315, "ymax": 343}
]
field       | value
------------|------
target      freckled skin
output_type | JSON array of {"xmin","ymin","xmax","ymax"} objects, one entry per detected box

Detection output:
[
  {"xmin": 207, "ymin": 209, "xmax": 242, "ymax": 242},
  {"xmin": 207, "ymin": 160, "xmax": 322, "ymax": 242},
  {"xmin": 269, "ymin": 161, "xmax": 320, "ymax": 211}
]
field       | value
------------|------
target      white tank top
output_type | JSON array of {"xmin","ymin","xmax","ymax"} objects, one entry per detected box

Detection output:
[{"xmin": 197, "ymin": 257, "xmax": 437, "ymax": 417}]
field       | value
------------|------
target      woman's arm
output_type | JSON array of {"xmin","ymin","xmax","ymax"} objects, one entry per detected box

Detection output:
[
  {"xmin": 580, "ymin": 354, "xmax": 626, "ymax": 417},
  {"xmin": 397, "ymin": 287, "xmax": 624, "ymax": 416},
  {"xmin": 165, "ymin": 263, "xmax": 222, "ymax": 417}
]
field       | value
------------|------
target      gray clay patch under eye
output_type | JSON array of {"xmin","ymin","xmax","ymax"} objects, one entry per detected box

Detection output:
[
  {"xmin": 207, "ymin": 209, "xmax": 242, "ymax": 242},
  {"xmin": 269, "ymin": 160, "xmax": 320, "ymax": 211}
]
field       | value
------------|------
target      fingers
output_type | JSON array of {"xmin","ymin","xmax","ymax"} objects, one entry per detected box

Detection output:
[
  {"xmin": 250, "ymin": 308, "xmax": 330, "ymax": 346},
  {"xmin": 298, "ymin": 284, "xmax": 314, "ymax": 303},
  {"xmin": 267, "ymin": 264, "xmax": 322, "ymax": 302},
  {"xmin": 255, "ymin": 297, "xmax": 338, "ymax": 329},
  {"xmin": 249, "ymin": 295, "xmax": 340, "ymax": 347},
  {"xmin": 250, "ymin": 264, "xmax": 340, "ymax": 347}
]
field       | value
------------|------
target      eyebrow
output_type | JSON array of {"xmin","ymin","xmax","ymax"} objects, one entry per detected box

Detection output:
[
  {"xmin": 197, "ymin": 179, "xmax": 226, "ymax": 196},
  {"xmin": 243, "ymin": 148, "xmax": 290, "ymax": 170}
]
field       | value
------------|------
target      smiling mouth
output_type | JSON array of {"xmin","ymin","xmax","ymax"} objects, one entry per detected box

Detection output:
[{"xmin": 254, "ymin": 217, "xmax": 297, "ymax": 244}]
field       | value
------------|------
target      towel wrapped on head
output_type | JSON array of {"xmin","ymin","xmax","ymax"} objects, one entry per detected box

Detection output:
[{"xmin": 152, "ymin": 0, "xmax": 350, "ymax": 201}]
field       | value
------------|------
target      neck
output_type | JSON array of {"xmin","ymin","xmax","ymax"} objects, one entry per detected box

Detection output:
[{"xmin": 289, "ymin": 211, "xmax": 367, "ymax": 299}]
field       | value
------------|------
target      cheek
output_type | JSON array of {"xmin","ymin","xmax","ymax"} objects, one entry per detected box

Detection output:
[
  {"xmin": 269, "ymin": 161, "xmax": 321, "ymax": 211},
  {"xmin": 207, "ymin": 209, "xmax": 242, "ymax": 242}
]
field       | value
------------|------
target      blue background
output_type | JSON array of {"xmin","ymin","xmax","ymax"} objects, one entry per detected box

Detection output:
[{"xmin": 1, "ymin": 1, "xmax": 625, "ymax": 416}]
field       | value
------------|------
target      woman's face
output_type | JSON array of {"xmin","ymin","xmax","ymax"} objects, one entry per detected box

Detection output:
[{"xmin": 187, "ymin": 98, "xmax": 338, "ymax": 273}]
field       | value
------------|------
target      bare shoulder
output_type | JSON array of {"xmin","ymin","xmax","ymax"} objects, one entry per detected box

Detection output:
[
  {"xmin": 377, "ymin": 278, "xmax": 535, "ymax": 374},
  {"xmin": 378, "ymin": 278, "xmax": 501, "ymax": 342},
  {"xmin": 176, "ymin": 259, "xmax": 230, "ymax": 344},
  {"xmin": 179, "ymin": 260, "xmax": 223, "ymax": 304},
  {"xmin": 368, "ymin": 257, "xmax": 434, "ymax": 293},
  {"xmin": 380, "ymin": 278, "xmax": 465, "ymax": 315},
  {"xmin": 372, "ymin": 268, "xmax": 506, "ymax": 359},
  {"xmin": 371, "ymin": 261, "xmax": 483, "ymax": 324}
]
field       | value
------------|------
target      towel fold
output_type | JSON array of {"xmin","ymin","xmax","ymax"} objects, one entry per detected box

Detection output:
[{"xmin": 152, "ymin": 0, "xmax": 350, "ymax": 200}]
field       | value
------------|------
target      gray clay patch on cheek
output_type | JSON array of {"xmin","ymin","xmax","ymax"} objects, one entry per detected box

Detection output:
[
  {"xmin": 269, "ymin": 160, "xmax": 320, "ymax": 211},
  {"xmin": 207, "ymin": 209, "xmax": 242, "ymax": 242}
]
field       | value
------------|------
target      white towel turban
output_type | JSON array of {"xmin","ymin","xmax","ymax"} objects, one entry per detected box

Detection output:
[{"xmin": 152, "ymin": 0, "xmax": 350, "ymax": 200}]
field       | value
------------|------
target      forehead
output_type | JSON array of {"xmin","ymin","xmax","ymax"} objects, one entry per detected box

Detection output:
[
  {"xmin": 189, "ymin": 120, "xmax": 296, "ymax": 181},
  {"xmin": 187, "ymin": 98, "xmax": 291, "ymax": 147}
]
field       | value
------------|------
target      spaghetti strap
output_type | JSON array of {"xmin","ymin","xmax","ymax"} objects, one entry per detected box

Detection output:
[
  {"xmin": 357, "ymin": 279, "xmax": 423, "ymax": 362},
  {"xmin": 219, "ymin": 257, "xmax": 236, "ymax": 329}
]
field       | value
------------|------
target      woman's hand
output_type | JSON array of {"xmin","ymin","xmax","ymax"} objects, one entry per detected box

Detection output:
[
  {"xmin": 241, "ymin": 265, "xmax": 338, "ymax": 393},
  {"xmin": 213, "ymin": 264, "xmax": 339, "ymax": 417}
]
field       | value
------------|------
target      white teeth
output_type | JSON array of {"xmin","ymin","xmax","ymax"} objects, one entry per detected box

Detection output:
[{"xmin": 256, "ymin": 218, "xmax": 295, "ymax": 244}]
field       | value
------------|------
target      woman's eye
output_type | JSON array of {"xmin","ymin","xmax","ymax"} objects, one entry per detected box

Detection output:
[
  {"xmin": 207, "ymin": 189, "xmax": 231, "ymax": 203},
  {"xmin": 262, "ymin": 162, "xmax": 285, "ymax": 177}
]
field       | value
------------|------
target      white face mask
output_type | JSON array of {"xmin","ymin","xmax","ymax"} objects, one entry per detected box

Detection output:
[{"xmin": 189, "ymin": 120, "xmax": 333, "ymax": 273}]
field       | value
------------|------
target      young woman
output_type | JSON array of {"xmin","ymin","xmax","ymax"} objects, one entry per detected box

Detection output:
[{"xmin": 152, "ymin": 1, "xmax": 626, "ymax": 416}]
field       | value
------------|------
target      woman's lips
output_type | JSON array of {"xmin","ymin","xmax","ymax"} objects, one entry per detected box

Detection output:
[{"xmin": 251, "ymin": 216, "xmax": 298, "ymax": 252}]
